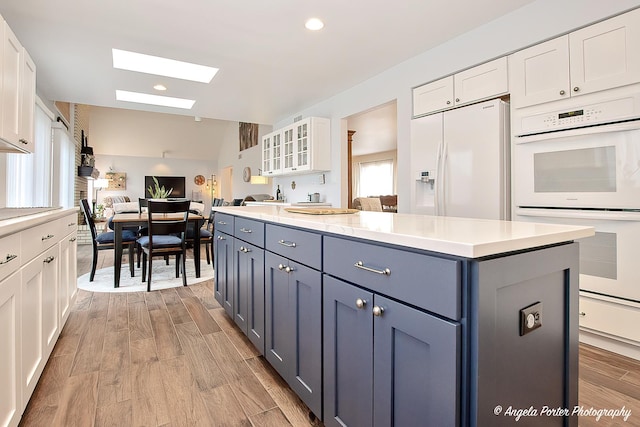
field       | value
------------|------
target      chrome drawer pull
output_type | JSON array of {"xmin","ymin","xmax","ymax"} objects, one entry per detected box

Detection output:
[
  {"xmin": 0, "ymin": 254, "xmax": 18, "ymax": 265},
  {"xmin": 240, "ymin": 228, "xmax": 252, "ymax": 233},
  {"xmin": 278, "ymin": 240, "xmax": 296, "ymax": 248},
  {"xmin": 68, "ymin": 222, "xmax": 76, "ymax": 226},
  {"xmin": 354, "ymin": 261, "xmax": 391, "ymax": 276},
  {"xmin": 217, "ymin": 221, "xmax": 227, "ymax": 225},
  {"xmin": 44, "ymin": 256, "xmax": 55, "ymax": 263},
  {"xmin": 41, "ymin": 234, "xmax": 55, "ymax": 241}
]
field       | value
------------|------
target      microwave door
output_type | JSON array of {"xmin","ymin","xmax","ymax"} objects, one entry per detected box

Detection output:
[{"xmin": 513, "ymin": 122, "xmax": 640, "ymax": 210}]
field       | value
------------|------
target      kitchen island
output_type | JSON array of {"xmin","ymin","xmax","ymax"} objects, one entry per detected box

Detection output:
[{"xmin": 213, "ymin": 205, "xmax": 593, "ymax": 427}]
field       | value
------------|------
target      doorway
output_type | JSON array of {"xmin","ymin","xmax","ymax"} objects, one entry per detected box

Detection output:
[
  {"xmin": 220, "ymin": 166, "xmax": 233, "ymax": 204},
  {"xmin": 345, "ymin": 100, "xmax": 398, "ymax": 209}
]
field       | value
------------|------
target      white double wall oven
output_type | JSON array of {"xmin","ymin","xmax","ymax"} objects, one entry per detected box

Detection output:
[{"xmin": 513, "ymin": 86, "xmax": 640, "ymax": 303}]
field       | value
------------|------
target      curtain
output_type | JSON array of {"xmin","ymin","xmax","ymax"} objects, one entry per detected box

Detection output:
[
  {"xmin": 6, "ymin": 102, "xmax": 53, "ymax": 207},
  {"xmin": 357, "ymin": 159, "xmax": 394, "ymax": 197}
]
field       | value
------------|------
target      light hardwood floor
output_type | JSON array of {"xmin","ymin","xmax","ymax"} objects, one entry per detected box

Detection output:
[{"xmin": 18, "ymin": 245, "xmax": 640, "ymax": 426}]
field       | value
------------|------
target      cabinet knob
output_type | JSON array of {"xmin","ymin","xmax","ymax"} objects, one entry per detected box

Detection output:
[
  {"xmin": 559, "ymin": 90, "xmax": 566, "ymax": 95},
  {"xmin": 355, "ymin": 298, "xmax": 367, "ymax": 309},
  {"xmin": 573, "ymin": 86, "xmax": 580, "ymax": 92},
  {"xmin": 372, "ymin": 306, "xmax": 384, "ymax": 317},
  {"xmin": 446, "ymin": 100, "xmax": 451, "ymax": 105},
  {"xmin": 19, "ymin": 139, "xmax": 29, "ymax": 145},
  {"xmin": 285, "ymin": 266, "xmax": 294, "ymax": 273},
  {"xmin": 455, "ymin": 98, "xmax": 460, "ymax": 102},
  {"xmin": 579, "ymin": 312, "xmax": 586, "ymax": 317},
  {"xmin": 217, "ymin": 235, "xmax": 225, "ymax": 240}
]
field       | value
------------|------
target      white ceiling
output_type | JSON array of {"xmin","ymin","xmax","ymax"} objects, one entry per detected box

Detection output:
[{"xmin": 0, "ymin": 0, "xmax": 534, "ymax": 125}]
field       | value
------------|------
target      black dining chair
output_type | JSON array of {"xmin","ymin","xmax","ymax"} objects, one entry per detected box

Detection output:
[
  {"xmin": 80, "ymin": 199, "xmax": 136, "ymax": 282},
  {"xmin": 186, "ymin": 207, "xmax": 215, "ymax": 264},
  {"xmin": 137, "ymin": 199, "xmax": 191, "ymax": 291}
]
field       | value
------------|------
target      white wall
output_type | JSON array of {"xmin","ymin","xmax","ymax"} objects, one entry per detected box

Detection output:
[
  {"xmin": 87, "ymin": 106, "xmax": 273, "ymax": 207},
  {"xmin": 0, "ymin": 154, "xmax": 6, "ymax": 207},
  {"xmin": 93, "ymin": 154, "xmax": 217, "ymax": 212},
  {"xmin": 268, "ymin": 0, "xmax": 640, "ymax": 211}
]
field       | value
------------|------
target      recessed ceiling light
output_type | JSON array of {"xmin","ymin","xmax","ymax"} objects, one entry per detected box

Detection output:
[
  {"xmin": 115, "ymin": 90, "xmax": 195, "ymax": 109},
  {"xmin": 305, "ymin": 18, "xmax": 324, "ymax": 31},
  {"xmin": 153, "ymin": 84, "xmax": 167, "ymax": 91},
  {"xmin": 112, "ymin": 49, "xmax": 219, "ymax": 83}
]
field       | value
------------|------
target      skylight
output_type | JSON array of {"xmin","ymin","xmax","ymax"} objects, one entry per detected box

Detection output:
[
  {"xmin": 115, "ymin": 90, "xmax": 195, "ymax": 109},
  {"xmin": 112, "ymin": 49, "xmax": 218, "ymax": 83}
]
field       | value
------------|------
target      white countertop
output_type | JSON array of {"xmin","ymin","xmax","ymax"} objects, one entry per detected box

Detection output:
[
  {"xmin": 244, "ymin": 201, "xmax": 331, "ymax": 207},
  {"xmin": 0, "ymin": 207, "xmax": 78, "ymax": 237},
  {"xmin": 213, "ymin": 205, "xmax": 594, "ymax": 258}
]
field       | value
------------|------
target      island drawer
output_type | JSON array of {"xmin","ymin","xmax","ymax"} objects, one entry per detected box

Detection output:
[
  {"xmin": 60, "ymin": 213, "xmax": 78, "ymax": 236},
  {"xmin": 214, "ymin": 213, "xmax": 235, "ymax": 235},
  {"xmin": 0, "ymin": 233, "xmax": 21, "ymax": 281},
  {"xmin": 323, "ymin": 236, "xmax": 461, "ymax": 320},
  {"xmin": 266, "ymin": 224, "xmax": 322, "ymax": 270},
  {"xmin": 234, "ymin": 218, "xmax": 265, "ymax": 247}
]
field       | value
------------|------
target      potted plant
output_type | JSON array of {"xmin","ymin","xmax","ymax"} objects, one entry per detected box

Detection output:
[{"xmin": 147, "ymin": 176, "xmax": 173, "ymax": 199}]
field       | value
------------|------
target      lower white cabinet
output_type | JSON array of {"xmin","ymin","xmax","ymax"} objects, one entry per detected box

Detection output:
[
  {"xmin": 21, "ymin": 244, "xmax": 59, "ymax": 404},
  {"xmin": 0, "ymin": 271, "xmax": 21, "ymax": 427},
  {"xmin": 0, "ymin": 209, "xmax": 77, "ymax": 427},
  {"xmin": 58, "ymin": 231, "xmax": 77, "ymax": 325}
]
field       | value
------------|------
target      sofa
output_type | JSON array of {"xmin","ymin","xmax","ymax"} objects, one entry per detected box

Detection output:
[{"xmin": 353, "ymin": 195, "xmax": 397, "ymax": 212}]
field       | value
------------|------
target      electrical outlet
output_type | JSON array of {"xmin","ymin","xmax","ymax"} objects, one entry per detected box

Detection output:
[{"xmin": 519, "ymin": 302, "xmax": 542, "ymax": 336}]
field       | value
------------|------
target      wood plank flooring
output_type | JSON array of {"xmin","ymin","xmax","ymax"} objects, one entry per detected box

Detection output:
[{"xmin": 18, "ymin": 245, "xmax": 640, "ymax": 426}]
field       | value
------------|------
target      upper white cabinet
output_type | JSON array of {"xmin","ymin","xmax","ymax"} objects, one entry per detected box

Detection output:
[
  {"xmin": 18, "ymin": 49, "xmax": 36, "ymax": 153},
  {"xmin": 510, "ymin": 8, "xmax": 640, "ymax": 108},
  {"xmin": 413, "ymin": 57, "xmax": 508, "ymax": 117},
  {"xmin": 0, "ymin": 15, "xmax": 36, "ymax": 153},
  {"xmin": 261, "ymin": 117, "xmax": 330, "ymax": 177}
]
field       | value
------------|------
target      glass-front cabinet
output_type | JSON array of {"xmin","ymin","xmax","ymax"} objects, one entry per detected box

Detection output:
[{"xmin": 260, "ymin": 117, "xmax": 330, "ymax": 177}]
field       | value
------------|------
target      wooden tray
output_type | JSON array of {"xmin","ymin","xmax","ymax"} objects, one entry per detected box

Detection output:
[{"xmin": 284, "ymin": 207, "xmax": 359, "ymax": 215}]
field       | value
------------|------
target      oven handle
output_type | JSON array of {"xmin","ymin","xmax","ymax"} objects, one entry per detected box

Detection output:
[
  {"xmin": 514, "ymin": 119, "xmax": 640, "ymax": 144},
  {"xmin": 516, "ymin": 208, "xmax": 640, "ymax": 221}
]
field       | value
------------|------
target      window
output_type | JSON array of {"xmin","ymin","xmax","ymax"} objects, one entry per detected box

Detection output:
[
  {"xmin": 356, "ymin": 159, "xmax": 394, "ymax": 197},
  {"xmin": 6, "ymin": 101, "xmax": 54, "ymax": 207}
]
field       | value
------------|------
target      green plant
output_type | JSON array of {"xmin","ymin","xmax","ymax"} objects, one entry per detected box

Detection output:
[
  {"xmin": 95, "ymin": 204, "xmax": 105, "ymax": 218},
  {"xmin": 147, "ymin": 176, "xmax": 173, "ymax": 199}
]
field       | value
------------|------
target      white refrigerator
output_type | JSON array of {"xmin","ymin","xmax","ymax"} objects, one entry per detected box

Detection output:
[{"xmin": 410, "ymin": 98, "xmax": 510, "ymax": 220}]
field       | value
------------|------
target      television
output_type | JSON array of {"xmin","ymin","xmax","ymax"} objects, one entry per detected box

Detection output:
[{"xmin": 144, "ymin": 176, "xmax": 186, "ymax": 198}]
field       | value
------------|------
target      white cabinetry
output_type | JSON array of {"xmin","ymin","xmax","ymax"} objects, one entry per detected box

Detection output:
[
  {"xmin": 0, "ymin": 15, "xmax": 36, "ymax": 153},
  {"xmin": 1, "ymin": 20, "xmax": 22, "ymax": 149},
  {"xmin": 18, "ymin": 50, "xmax": 35, "ymax": 153},
  {"xmin": 0, "ymin": 261, "xmax": 21, "ymax": 427},
  {"xmin": 0, "ymin": 209, "xmax": 77, "ymax": 427},
  {"xmin": 412, "ymin": 57, "xmax": 508, "ymax": 117},
  {"xmin": 510, "ymin": 8, "xmax": 640, "ymax": 108},
  {"xmin": 261, "ymin": 117, "xmax": 330, "ymax": 177}
]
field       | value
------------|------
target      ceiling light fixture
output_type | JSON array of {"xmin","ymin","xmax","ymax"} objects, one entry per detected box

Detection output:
[
  {"xmin": 115, "ymin": 90, "xmax": 195, "ymax": 109},
  {"xmin": 153, "ymin": 84, "xmax": 167, "ymax": 91},
  {"xmin": 112, "ymin": 48, "xmax": 219, "ymax": 83},
  {"xmin": 305, "ymin": 18, "xmax": 324, "ymax": 31}
]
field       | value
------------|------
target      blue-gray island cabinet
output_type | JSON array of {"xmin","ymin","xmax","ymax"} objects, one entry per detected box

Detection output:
[{"xmin": 213, "ymin": 206, "xmax": 594, "ymax": 427}]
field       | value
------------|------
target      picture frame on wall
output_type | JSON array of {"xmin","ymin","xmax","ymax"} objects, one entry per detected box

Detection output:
[{"xmin": 239, "ymin": 122, "xmax": 258, "ymax": 151}]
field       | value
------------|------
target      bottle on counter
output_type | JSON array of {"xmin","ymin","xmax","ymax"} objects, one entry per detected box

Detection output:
[{"xmin": 276, "ymin": 185, "xmax": 282, "ymax": 201}]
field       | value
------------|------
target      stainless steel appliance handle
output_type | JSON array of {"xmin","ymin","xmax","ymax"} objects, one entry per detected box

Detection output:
[{"xmin": 435, "ymin": 142, "xmax": 443, "ymax": 216}]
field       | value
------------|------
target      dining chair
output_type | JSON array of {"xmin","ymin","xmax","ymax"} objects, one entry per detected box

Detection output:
[
  {"xmin": 80, "ymin": 199, "xmax": 136, "ymax": 282},
  {"xmin": 186, "ymin": 208, "xmax": 214, "ymax": 264},
  {"xmin": 137, "ymin": 199, "xmax": 191, "ymax": 291}
]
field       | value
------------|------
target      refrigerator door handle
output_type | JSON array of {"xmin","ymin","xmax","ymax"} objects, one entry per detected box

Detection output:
[
  {"xmin": 440, "ymin": 142, "xmax": 449, "ymax": 216},
  {"xmin": 435, "ymin": 141, "xmax": 443, "ymax": 216}
]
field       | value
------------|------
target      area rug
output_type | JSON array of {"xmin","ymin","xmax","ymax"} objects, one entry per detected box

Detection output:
[{"xmin": 77, "ymin": 259, "xmax": 215, "ymax": 293}]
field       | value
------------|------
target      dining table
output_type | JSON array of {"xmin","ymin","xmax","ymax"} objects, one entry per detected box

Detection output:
[{"xmin": 111, "ymin": 212, "xmax": 204, "ymax": 287}]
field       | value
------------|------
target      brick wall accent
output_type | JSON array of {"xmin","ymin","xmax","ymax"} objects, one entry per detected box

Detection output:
[{"xmin": 73, "ymin": 104, "xmax": 91, "ymax": 225}]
